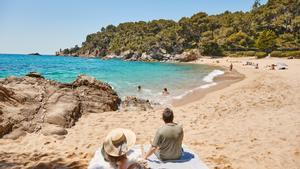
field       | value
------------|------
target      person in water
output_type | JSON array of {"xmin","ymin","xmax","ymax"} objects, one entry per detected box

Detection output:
[
  {"xmin": 101, "ymin": 128, "xmax": 146, "ymax": 169},
  {"xmin": 162, "ymin": 88, "xmax": 169, "ymax": 95},
  {"xmin": 143, "ymin": 108, "xmax": 184, "ymax": 161},
  {"xmin": 137, "ymin": 85, "xmax": 141, "ymax": 92}
]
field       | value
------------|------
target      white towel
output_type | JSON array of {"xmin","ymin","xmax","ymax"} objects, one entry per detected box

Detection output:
[{"xmin": 88, "ymin": 145, "xmax": 208, "ymax": 169}]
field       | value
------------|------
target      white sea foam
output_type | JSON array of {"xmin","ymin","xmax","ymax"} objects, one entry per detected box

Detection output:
[
  {"xmin": 172, "ymin": 70, "xmax": 224, "ymax": 101},
  {"xmin": 120, "ymin": 70, "xmax": 225, "ymax": 105},
  {"xmin": 202, "ymin": 70, "xmax": 224, "ymax": 83},
  {"xmin": 199, "ymin": 82, "xmax": 217, "ymax": 89}
]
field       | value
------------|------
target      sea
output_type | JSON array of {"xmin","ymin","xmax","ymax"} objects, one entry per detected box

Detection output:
[{"xmin": 0, "ymin": 54, "xmax": 224, "ymax": 104}]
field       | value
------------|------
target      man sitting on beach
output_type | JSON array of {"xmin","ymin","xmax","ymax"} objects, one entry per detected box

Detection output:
[{"xmin": 143, "ymin": 108, "xmax": 184, "ymax": 161}]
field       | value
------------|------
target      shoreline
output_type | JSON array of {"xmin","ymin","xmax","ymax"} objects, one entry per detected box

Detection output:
[{"xmin": 171, "ymin": 67, "xmax": 245, "ymax": 107}]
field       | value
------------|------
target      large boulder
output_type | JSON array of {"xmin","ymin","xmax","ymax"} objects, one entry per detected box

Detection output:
[
  {"xmin": 173, "ymin": 50, "xmax": 200, "ymax": 62},
  {"xmin": 41, "ymin": 124, "xmax": 68, "ymax": 136},
  {"xmin": 121, "ymin": 51, "xmax": 142, "ymax": 61},
  {"xmin": 0, "ymin": 73, "xmax": 121, "ymax": 139},
  {"xmin": 26, "ymin": 72, "xmax": 45, "ymax": 79}
]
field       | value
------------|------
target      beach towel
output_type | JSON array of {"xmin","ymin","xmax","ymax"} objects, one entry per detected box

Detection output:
[
  {"xmin": 276, "ymin": 62, "xmax": 288, "ymax": 70},
  {"xmin": 88, "ymin": 145, "xmax": 209, "ymax": 169}
]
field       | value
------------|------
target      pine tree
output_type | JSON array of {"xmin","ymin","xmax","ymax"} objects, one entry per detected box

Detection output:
[
  {"xmin": 255, "ymin": 30, "xmax": 277, "ymax": 52},
  {"xmin": 252, "ymin": 0, "xmax": 261, "ymax": 10}
]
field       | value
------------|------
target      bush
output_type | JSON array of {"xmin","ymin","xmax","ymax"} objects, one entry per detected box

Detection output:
[
  {"xmin": 270, "ymin": 51, "xmax": 285, "ymax": 57},
  {"xmin": 200, "ymin": 42, "xmax": 224, "ymax": 56},
  {"xmin": 243, "ymin": 51, "xmax": 256, "ymax": 56},
  {"xmin": 224, "ymin": 51, "xmax": 258, "ymax": 57},
  {"xmin": 270, "ymin": 51, "xmax": 300, "ymax": 58},
  {"xmin": 286, "ymin": 51, "xmax": 300, "ymax": 58},
  {"xmin": 255, "ymin": 52, "xmax": 268, "ymax": 59}
]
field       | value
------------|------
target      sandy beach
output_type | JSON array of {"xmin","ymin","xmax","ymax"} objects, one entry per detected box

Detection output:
[{"xmin": 0, "ymin": 57, "xmax": 300, "ymax": 169}]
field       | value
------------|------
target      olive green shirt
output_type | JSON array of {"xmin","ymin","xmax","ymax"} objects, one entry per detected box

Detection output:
[{"xmin": 152, "ymin": 123, "xmax": 183, "ymax": 160}]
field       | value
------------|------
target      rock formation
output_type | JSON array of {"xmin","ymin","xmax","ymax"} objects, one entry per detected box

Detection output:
[
  {"xmin": 56, "ymin": 48, "xmax": 201, "ymax": 62},
  {"xmin": 0, "ymin": 72, "xmax": 120, "ymax": 139},
  {"xmin": 120, "ymin": 96, "xmax": 158, "ymax": 111}
]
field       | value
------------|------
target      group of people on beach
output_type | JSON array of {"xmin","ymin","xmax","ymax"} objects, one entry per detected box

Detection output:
[
  {"xmin": 93, "ymin": 108, "xmax": 184, "ymax": 169},
  {"xmin": 137, "ymin": 85, "xmax": 170, "ymax": 96}
]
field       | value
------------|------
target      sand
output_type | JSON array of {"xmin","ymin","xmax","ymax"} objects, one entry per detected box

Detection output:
[{"xmin": 0, "ymin": 57, "xmax": 300, "ymax": 169}]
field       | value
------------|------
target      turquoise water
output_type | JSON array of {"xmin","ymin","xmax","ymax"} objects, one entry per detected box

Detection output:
[{"xmin": 0, "ymin": 54, "xmax": 221, "ymax": 103}]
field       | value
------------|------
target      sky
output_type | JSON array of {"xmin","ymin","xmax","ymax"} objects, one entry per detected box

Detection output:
[{"xmin": 0, "ymin": 0, "xmax": 267, "ymax": 55}]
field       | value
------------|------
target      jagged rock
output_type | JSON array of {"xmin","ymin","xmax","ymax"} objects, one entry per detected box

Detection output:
[
  {"xmin": 173, "ymin": 50, "xmax": 200, "ymax": 62},
  {"xmin": 41, "ymin": 124, "xmax": 68, "ymax": 136},
  {"xmin": 120, "ymin": 96, "xmax": 153, "ymax": 111},
  {"xmin": 3, "ymin": 128, "xmax": 26, "ymax": 140},
  {"xmin": 44, "ymin": 89, "xmax": 81, "ymax": 127},
  {"xmin": 0, "ymin": 74, "xmax": 120, "ymax": 139},
  {"xmin": 120, "ymin": 50, "xmax": 143, "ymax": 61},
  {"xmin": 26, "ymin": 72, "xmax": 45, "ymax": 79},
  {"xmin": 0, "ymin": 122, "xmax": 13, "ymax": 138}
]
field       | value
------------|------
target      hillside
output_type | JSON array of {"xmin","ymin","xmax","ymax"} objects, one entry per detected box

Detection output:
[{"xmin": 57, "ymin": 0, "xmax": 300, "ymax": 60}]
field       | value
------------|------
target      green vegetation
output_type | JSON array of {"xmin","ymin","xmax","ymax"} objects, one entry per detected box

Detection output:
[
  {"xmin": 60, "ymin": 0, "xmax": 300, "ymax": 58},
  {"xmin": 255, "ymin": 30, "xmax": 277, "ymax": 52},
  {"xmin": 270, "ymin": 50, "xmax": 300, "ymax": 58},
  {"xmin": 200, "ymin": 42, "xmax": 224, "ymax": 56}
]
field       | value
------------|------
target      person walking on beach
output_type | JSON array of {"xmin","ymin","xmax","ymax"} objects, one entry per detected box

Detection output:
[
  {"xmin": 143, "ymin": 108, "xmax": 183, "ymax": 161},
  {"xmin": 229, "ymin": 63, "xmax": 233, "ymax": 71}
]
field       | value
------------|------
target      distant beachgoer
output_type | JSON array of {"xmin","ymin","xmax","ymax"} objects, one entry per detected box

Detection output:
[
  {"xmin": 255, "ymin": 63, "xmax": 259, "ymax": 69},
  {"xmin": 162, "ymin": 88, "xmax": 169, "ymax": 95},
  {"xmin": 271, "ymin": 64, "xmax": 276, "ymax": 70},
  {"xmin": 101, "ymin": 128, "xmax": 146, "ymax": 169},
  {"xmin": 143, "ymin": 108, "xmax": 183, "ymax": 161},
  {"xmin": 229, "ymin": 63, "xmax": 233, "ymax": 71},
  {"xmin": 137, "ymin": 85, "xmax": 141, "ymax": 92}
]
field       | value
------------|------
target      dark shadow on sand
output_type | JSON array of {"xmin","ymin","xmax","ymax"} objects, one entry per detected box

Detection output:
[{"xmin": 148, "ymin": 150, "xmax": 195, "ymax": 164}]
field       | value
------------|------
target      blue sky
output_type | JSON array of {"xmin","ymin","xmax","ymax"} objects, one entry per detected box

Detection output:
[{"xmin": 0, "ymin": 0, "xmax": 267, "ymax": 54}]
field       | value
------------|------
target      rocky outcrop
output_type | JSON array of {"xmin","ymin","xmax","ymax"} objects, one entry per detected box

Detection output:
[
  {"xmin": 173, "ymin": 49, "xmax": 200, "ymax": 62},
  {"xmin": 101, "ymin": 49, "xmax": 201, "ymax": 62},
  {"xmin": 56, "ymin": 47, "xmax": 201, "ymax": 62},
  {"xmin": 0, "ymin": 73, "xmax": 120, "ymax": 139},
  {"xmin": 120, "ymin": 96, "xmax": 156, "ymax": 111}
]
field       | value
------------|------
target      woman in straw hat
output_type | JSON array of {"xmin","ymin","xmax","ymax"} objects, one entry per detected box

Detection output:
[{"xmin": 101, "ymin": 128, "xmax": 146, "ymax": 169}]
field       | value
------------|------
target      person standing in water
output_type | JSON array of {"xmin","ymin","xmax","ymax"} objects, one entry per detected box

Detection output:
[
  {"xmin": 137, "ymin": 85, "xmax": 141, "ymax": 92},
  {"xmin": 162, "ymin": 88, "xmax": 169, "ymax": 95}
]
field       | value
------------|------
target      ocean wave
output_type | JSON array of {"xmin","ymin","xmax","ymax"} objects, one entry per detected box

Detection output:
[{"xmin": 202, "ymin": 70, "xmax": 224, "ymax": 83}]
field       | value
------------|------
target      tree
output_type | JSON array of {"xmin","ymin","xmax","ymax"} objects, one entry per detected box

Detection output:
[
  {"xmin": 226, "ymin": 31, "xmax": 253, "ymax": 50},
  {"xmin": 199, "ymin": 42, "xmax": 223, "ymax": 56},
  {"xmin": 255, "ymin": 30, "xmax": 277, "ymax": 52},
  {"xmin": 252, "ymin": 0, "xmax": 261, "ymax": 10}
]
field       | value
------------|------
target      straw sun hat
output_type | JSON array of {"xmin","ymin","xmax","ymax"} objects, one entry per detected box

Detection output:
[{"xmin": 103, "ymin": 128, "xmax": 136, "ymax": 157}]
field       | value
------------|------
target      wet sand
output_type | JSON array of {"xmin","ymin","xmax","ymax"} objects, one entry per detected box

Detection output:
[{"xmin": 172, "ymin": 69, "xmax": 245, "ymax": 107}]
